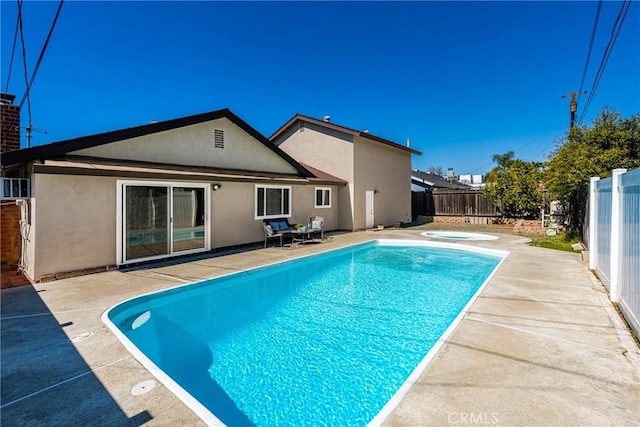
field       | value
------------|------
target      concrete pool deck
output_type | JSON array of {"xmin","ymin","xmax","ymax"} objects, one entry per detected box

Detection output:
[{"xmin": 1, "ymin": 229, "xmax": 639, "ymax": 426}]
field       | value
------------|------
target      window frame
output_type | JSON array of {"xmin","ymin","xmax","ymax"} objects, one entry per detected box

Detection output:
[
  {"xmin": 1, "ymin": 178, "xmax": 30, "ymax": 200},
  {"xmin": 255, "ymin": 184, "xmax": 292, "ymax": 219},
  {"xmin": 314, "ymin": 187, "xmax": 331, "ymax": 208}
]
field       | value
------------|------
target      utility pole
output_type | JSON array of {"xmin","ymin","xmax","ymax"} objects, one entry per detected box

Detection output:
[{"xmin": 561, "ymin": 91, "xmax": 587, "ymax": 130}]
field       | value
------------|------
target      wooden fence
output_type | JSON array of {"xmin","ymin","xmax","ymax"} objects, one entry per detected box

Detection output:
[{"xmin": 412, "ymin": 189, "xmax": 499, "ymax": 220}]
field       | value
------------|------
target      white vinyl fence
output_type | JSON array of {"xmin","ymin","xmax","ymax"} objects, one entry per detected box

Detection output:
[{"xmin": 589, "ymin": 167, "xmax": 640, "ymax": 337}]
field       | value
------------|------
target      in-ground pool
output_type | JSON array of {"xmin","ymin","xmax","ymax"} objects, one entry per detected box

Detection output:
[
  {"xmin": 421, "ymin": 231, "xmax": 499, "ymax": 241},
  {"xmin": 103, "ymin": 240, "xmax": 507, "ymax": 426}
]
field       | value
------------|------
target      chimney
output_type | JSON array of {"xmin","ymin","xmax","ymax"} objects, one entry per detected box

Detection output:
[{"xmin": 1, "ymin": 93, "xmax": 21, "ymax": 154}]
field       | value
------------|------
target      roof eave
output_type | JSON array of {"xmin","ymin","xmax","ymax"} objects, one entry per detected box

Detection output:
[
  {"xmin": 1, "ymin": 109, "xmax": 316, "ymax": 179},
  {"xmin": 269, "ymin": 114, "xmax": 421, "ymax": 156}
]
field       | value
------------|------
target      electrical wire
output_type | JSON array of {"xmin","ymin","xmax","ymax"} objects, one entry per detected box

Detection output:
[
  {"xmin": 1, "ymin": 0, "xmax": 65, "ymax": 148},
  {"xmin": 578, "ymin": 0, "xmax": 603, "ymax": 94},
  {"xmin": 3, "ymin": 1, "xmax": 21, "ymax": 93},
  {"xmin": 464, "ymin": 129, "xmax": 559, "ymax": 175},
  {"xmin": 17, "ymin": 0, "xmax": 64, "ymax": 108},
  {"xmin": 17, "ymin": 0, "xmax": 33, "ymax": 144},
  {"xmin": 578, "ymin": 0, "xmax": 632, "ymax": 125},
  {"xmin": 525, "ymin": 140, "xmax": 559, "ymax": 162}
]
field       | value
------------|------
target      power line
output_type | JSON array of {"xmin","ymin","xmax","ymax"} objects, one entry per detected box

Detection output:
[
  {"xmin": 578, "ymin": 0, "xmax": 632, "ymax": 125},
  {"xmin": 525, "ymin": 140, "xmax": 559, "ymax": 162},
  {"xmin": 17, "ymin": 0, "xmax": 33, "ymax": 147},
  {"xmin": 579, "ymin": 0, "xmax": 603, "ymax": 94},
  {"xmin": 3, "ymin": 2, "xmax": 21, "ymax": 93},
  {"xmin": 2, "ymin": 0, "xmax": 65, "ymax": 148},
  {"xmin": 464, "ymin": 129, "xmax": 560, "ymax": 175},
  {"xmin": 17, "ymin": 0, "xmax": 64, "ymax": 109}
]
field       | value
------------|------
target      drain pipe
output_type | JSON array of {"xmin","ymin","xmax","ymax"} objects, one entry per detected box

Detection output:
[{"xmin": 16, "ymin": 199, "xmax": 31, "ymax": 274}]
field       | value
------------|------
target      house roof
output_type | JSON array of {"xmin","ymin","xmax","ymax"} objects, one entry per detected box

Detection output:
[
  {"xmin": 1, "ymin": 108, "xmax": 314, "ymax": 178},
  {"xmin": 299, "ymin": 162, "xmax": 347, "ymax": 185},
  {"xmin": 269, "ymin": 114, "xmax": 422, "ymax": 156},
  {"xmin": 30, "ymin": 155, "xmax": 347, "ymax": 186},
  {"xmin": 411, "ymin": 169, "xmax": 471, "ymax": 189}
]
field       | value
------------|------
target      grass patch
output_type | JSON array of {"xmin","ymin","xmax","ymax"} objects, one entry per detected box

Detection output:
[{"xmin": 527, "ymin": 233, "xmax": 582, "ymax": 252}]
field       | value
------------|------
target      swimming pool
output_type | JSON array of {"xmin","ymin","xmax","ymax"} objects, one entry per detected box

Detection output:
[
  {"xmin": 103, "ymin": 240, "xmax": 507, "ymax": 426},
  {"xmin": 421, "ymin": 231, "xmax": 499, "ymax": 241}
]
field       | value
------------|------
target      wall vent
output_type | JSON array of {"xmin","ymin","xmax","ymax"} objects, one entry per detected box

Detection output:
[{"xmin": 213, "ymin": 129, "xmax": 224, "ymax": 149}]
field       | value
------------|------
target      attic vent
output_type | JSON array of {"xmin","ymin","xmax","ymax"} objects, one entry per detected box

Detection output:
[{"xmin": 213, "ymin": 129, "xmax": 224, "ymax": 149}]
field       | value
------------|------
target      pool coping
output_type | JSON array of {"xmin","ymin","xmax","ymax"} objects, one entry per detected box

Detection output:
[
  {"xmin": 420, "ymin": 231, "xmax": 500, "ymax": 241},
  {"xmin": 369, "ymin": 241, "xmax": 508, "ymax": 425}
]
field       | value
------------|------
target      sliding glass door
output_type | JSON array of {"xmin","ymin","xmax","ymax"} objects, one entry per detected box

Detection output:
[
  {"xmin": 119, "ymin": 182, "xmax": 209, "ymax": 264},
  {"xmin": 125, "ymin": 186, "xmax": 170, "ymax": 261},
  {"xmin": 172, "ymin": 187, "xmax": 206, "ymax": 252}
]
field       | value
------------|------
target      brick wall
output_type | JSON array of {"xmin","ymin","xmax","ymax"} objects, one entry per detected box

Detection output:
[
  {"xmin": 1, "ymin": 93, "xmax": 21, "ymax": 153},
  {"xmin": 433, "ymin": 216, "xmax": 467, "ymax": 224},
  {"xmin": 1, "ymin": 203, "xmax": 21, "ymax": 265},
  {"xmin": 513, "ymin": 219, "xmax": 546, "ymax": 235}
]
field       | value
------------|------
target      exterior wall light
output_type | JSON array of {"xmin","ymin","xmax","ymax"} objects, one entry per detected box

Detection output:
[{"xmin": 212, "ymin": 184, "xmax": 222, "ymax": 191}]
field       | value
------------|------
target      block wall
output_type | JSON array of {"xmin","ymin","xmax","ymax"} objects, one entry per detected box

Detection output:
[{"xmin": 433, "ymin": 216, "xmax": 467, "ymax": 224}]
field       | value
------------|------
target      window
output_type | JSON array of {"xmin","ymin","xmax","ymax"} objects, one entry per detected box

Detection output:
[
  {"xmin": 1, "ymin": 178, "xmax": 30, "ymax": 200},
  {"xmin": 213, "ymin": 129, "xmax": 224, "ymax": 149},
  {"xmin": 315, "ymin": 187, "xmax": 331, "ymax": 208},
  {"xmin": 256, "ymin": 185, "xmax": 291, "ymax": 219}
]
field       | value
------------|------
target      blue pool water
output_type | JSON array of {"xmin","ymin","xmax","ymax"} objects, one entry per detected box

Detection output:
[{"xmin": 105, "ymin": 240, "xmax": 506, "ymax": 426}]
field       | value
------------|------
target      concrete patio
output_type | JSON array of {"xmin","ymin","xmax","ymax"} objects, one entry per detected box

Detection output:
[{"xmin": 1, "ymin": 228, "xmax": 639, "ymax": 426}]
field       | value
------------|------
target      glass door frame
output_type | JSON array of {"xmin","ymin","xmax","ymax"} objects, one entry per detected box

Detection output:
[{"xmin": 116, "ymin": 180, "xmax": 211, "ymax": 266}]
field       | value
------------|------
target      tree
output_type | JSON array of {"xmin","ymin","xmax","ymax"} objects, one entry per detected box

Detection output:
[
  {"xmin": 484, "ymin": 151, "xmax": 543, "ymax": 218},
  {"xmin": 545, "ymin": 108, "xmax": 640, "ymax": 236},
  {"xmin": 427, "ymin": 165, "xmax": 444, "ymax": 176}
]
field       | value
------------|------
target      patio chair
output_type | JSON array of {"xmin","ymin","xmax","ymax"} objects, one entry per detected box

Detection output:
[
  {"xmin": 263, "ymin": 218, "xmax": 294, "ymax": 248},
  {"xmin": 263, "ymin": 222, "xmax": 284, "ymax": 248},
  {"xmin": 309, "ymin": 216, "xmax": 324, "ymax": 241}
]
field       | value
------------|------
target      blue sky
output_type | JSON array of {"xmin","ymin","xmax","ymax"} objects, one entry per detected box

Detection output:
[{"xmin": 2, "ymin": 1, "xmax": 638, "ymax": 175}]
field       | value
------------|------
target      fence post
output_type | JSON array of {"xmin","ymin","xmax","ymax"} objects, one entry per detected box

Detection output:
[
  {"xmin": 588, "ymin": 176, "xmax": 600, "ymax": 270},
  {"xmin": 609, "ymin": 168, "xmax": 627, "ymax": 303}
]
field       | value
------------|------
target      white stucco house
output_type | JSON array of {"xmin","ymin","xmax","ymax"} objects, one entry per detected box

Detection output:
[
  {"xmin": 1, "ymin": 108, "xmax": 347, "ymax": 281},
  {"xmin": 1, "ymin": 100, "xmax": 420, "ymax": 282},
  {"xmin": 270, "ymin": 114, "xmax": 421, "ymax": 231}
]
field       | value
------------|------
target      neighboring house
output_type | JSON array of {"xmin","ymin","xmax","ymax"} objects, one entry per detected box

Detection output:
[
  {"xmin": 1, "ymin": 103, "xmax": 346, "ymax": 282},
  {"xmin": 458, "ymin": 173, "xmax": 485, "ymax": 188},
  {"xmin": 411, "ymin": 169, "xmax": 471, "ymax": 191},
  {"xmin": 411, "ymin": 169, "xmax": 498, "ymax": 222},
  {"xmin": 270, "ymin": 114, "xmax": 421, "ymax": 231}
]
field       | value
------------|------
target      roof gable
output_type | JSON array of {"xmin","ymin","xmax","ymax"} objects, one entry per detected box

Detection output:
[
  {"xmin": 270, "ymin": 114, "xmax": 422, "ymax": 155},
  {"xmin": 2, "ymin": 109, "xmax": 313, "ymax": 177}
]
